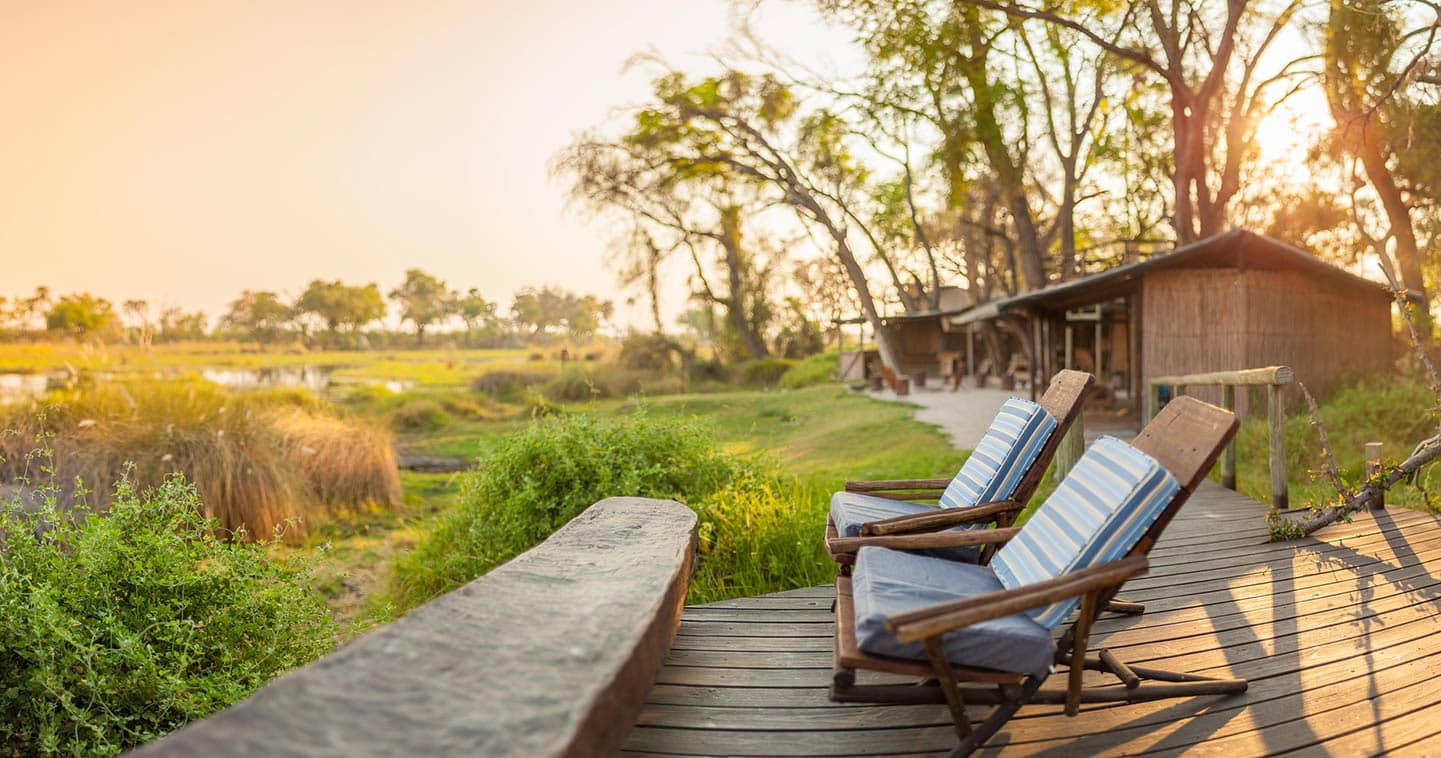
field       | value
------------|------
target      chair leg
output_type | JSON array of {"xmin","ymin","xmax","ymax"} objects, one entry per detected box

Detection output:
[
  {"xmin": 1105, "ymin": 598, "xmax": 1145, "ymax": 615},
  {"xmin": 924, "ymin": 638, "xmax": 972, "ymax": 741},
  {"xmin": 951, "ymin": 673, "xmax": 1047, "ymax": 757}
]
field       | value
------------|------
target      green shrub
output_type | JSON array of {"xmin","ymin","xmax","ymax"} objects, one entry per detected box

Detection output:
[
  {"xmin": 780, "ymin": 352, "xmax": 838, "ymax": 389},
  {"xmin": 389, "ymin": 398, "xmax": 452, "ymax": 432},
  {"xmin": 617, "ymin": 334, "xmax": 677, "ymax": 372},
  {"xmin": 0, "ymin": 477, "xmax": 333, "ymax": 755},
  {"xmin": 738, "ymin": 358, "xmax": 797, "ymax": 388},
  {"xmin": 542, "ymin": 366, "xmax": 646, "ymax": 402},
  {"xmin": 391, "ymin": 411, "xmax": 769, "ymax": 608},
  {"xmin": 689, "ymin": 472, "xmax": 833, "ymax": 600},
  {"xmin": 471, "ymin": 370, "xmax": 548, "ymax": 400}
]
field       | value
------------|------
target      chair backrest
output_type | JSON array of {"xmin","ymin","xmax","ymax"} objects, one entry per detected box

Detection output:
[
  {"xmin": 988, "ymin": 396, "xmax": 1238, "ymax": 629},
  {"xmin": 938, "ymin": 398, "xmax": 1058, "ymax": 510},
  {"xmin": 1010, "ymin": 369, "xmax": 1093, "ymax": 505},
  {"xmin": 990, "ymin": 436, "xmax": 1180, "ymax": 628}
]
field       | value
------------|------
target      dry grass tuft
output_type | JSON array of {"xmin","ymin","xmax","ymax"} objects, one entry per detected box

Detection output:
[{"xmin": 0, "ymin": 380, "xmax": 401, "ymax": 542}]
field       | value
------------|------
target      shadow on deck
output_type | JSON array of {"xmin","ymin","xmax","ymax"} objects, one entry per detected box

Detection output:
[{"xmin": 623, "ymin": 482, "xmax": 1441, "ymax": 756}]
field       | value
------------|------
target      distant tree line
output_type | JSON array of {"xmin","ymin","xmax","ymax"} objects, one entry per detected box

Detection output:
[{"xmin": 0, "ymin": 270, "xmax": 615, "ymax": 349}]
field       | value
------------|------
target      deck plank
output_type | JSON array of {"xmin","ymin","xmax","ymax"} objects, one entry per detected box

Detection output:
[{"xmin": 624, "ymin": 482, "xmax": 1441, "ymax": 755}]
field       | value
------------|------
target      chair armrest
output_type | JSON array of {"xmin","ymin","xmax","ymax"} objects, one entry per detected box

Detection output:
[
  {"xmin": 887, "ymin": 555, "xmax": 1150, "ymax": 644},
  {"xmin": 861, "ymin": 501, "xmax": 1025, "ymax": 536},
  {"xmin": 827, "ymin": 527, "xmax": 1020, "ymax": 557},
  {"xmin": 845, "ymin": 478, "xmax": 952, "ymax": 493}
]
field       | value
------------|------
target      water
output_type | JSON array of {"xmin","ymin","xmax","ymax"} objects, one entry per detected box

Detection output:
[{"xmin": 0, "ymin": 366, "xmax": 414, "ymax": 403}]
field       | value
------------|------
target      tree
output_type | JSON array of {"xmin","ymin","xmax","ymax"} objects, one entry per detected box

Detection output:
[
  {"xmin": 296, "ymin": 280, "xmax": 386, "ymax": 342},
  {"xmin": 557, "ymin": 109, "xmax": 779, "ymax": 358},
  {"xmin": 510, "ymin": 286, "xmax": 612, "ymax": 343},
  {"xmin": 965, "ymin": 0, "xmax": 1312, "ymax": 243},
  {"xmin": 389, "ymin": 269, "xmax": 453, "ymax": 346},
  {"xmin": 222, "ymin": 290, "xmax": 295, "ymax": 345},
  {"xmin": 122, "ymin": 299, "xmax": 152, "ymax": 347},
  {"xmin": 157, "ymin": 308, "xmax": 208, "ymax": 341},
  {"xmin": 1323, "ymin": 0, "xmax": 1441, "ymax": 332},
  {"xmin": 45, "ymin": 293, "xmax": 119, "ymax": 339},
  {"xmin": 622, "ymin": 69, "xmax": 906, "ymax": 372}
]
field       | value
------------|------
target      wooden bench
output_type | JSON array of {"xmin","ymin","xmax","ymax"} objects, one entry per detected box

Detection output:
[{"xmin": 133, "ymin": 497, "xmax": 698, "ymax": 757}]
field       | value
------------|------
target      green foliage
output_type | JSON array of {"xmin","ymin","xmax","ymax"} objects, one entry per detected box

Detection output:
[
  {"xmin": 389, "ymin": 269, "xmax": 453, "ymax": 344},
  {"xmin": 390, "ymin": 411, "xmax": 748, "ymax": 608},
  {"xmin": 738, "ymin": 358, "xmax": 796, "ymax": 387},
  {"xmin": 471, "ymin": 369, "xmax": 549, "ymax": 401},
  {"xmin": 45, "ymin": 293, "xmax": 119, "ymax": 338},
  {"xmin": 618, "ymin": 333, "xmax": 678, "ymax": 372},
  {"xmin": 220, "ymin": 290, "xmax": 294, "ymax": 344},
  {"xmin": 389, "ymin": 398, "xmax": 453, "ymax": 432},
  {"xmin": 295, "ymin": 280, "xmax": 386, "ymax": 336},
  {"xmin": 511, "ymin": 286, "xmax": 614, "ymax": 343},
  {"xmin": 1234, "ymin": 373, "xmax": 1441, "ymax": 511},
  {"xmin": 0, "ymin": 477, "xmax": 333, "ymax": 754},
  {"xmin": 689, "ymin": 472, "xmax": 834, "ymax": 600},
  {"xmin": 780, "ymin": 352, "xmax": 839, "ymax": 389}
]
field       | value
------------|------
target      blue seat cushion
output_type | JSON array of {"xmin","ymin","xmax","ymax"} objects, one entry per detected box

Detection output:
[
  {"xmin": 991, "ymin": 436, "xmax": 1180, "ymax": 629},
  {"xmin": 829, "ymin": 492, "xmax": 980, "ymax": 563},
  {"xmin": 852, "ymin": 546, "xmax": 1056, "ymax": 677}
]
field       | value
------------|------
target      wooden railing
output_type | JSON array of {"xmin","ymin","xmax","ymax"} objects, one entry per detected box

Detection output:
[
  {"xmin": 1148, "ymin": 365, "xmax": 1293, "ymax": 508},
  {"xmin": 131, "ymin": 497, "xmax": 698, "ymax": 757}
]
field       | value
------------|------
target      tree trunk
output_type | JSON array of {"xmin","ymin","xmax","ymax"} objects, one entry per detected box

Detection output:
[
  {"xmin": 719, "ymin": 210, "xmax": 771, "ymax": 359},
  {"xmin": 1356, "ymin": 126, "xmax": 1432, "ymax": 337}
]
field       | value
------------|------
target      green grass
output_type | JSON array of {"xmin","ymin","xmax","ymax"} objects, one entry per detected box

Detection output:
[
  {"xmin": 383, "ymin": 385, "xmax": 963, "ymax": 609},
  {"xmin": 1233, "ymin": 373, "xmax": 1441, "ymax": 513}
]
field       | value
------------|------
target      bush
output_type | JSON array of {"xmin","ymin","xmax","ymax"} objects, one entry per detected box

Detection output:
[
  {"xmin": 471, "ymin": 370, "xmax": 547, "ymax": 401},
  {"xmin": 388, "ymin": 398, "xmax": 452, "ymax": 432},
  {"xmin": 541, "ymin": 366, "xmax": 648, "ymax": 402},
  {"xmin": 781, "ymin": 352, "xmax": 838, "ymax": 389},
  {"xmin": 738, "ymin": 358, "xmax": 797, "ymax": 388},
  {"xmin": 689, "ymin": 472, "xmax": 833, "ymax": 600},
  {"xmin": 617, "ymin": 334, "xmax": 677, "ymax": 372},
  {"xmin": 391, "ymin": 411, "xmax": 749, "ymax": 608},
  {"xmin": 0, "ymin": 477, "xmax": 334, "ymax": 754}
]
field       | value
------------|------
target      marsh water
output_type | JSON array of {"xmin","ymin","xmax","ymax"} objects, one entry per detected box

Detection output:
[{"xmin": 0, "ymin": 365, "xmax": 414, "ymax": 403}]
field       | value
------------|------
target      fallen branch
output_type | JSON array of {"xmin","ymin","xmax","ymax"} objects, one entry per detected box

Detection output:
[{"xmin": 1299, "ymin": 434, "xmax": 1441, "ymax": 534}]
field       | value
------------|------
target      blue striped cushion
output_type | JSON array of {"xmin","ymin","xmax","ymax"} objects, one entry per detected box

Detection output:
[
  {"xmin": 939, "ymin": 398, "xmax": 1058, "ymax": 510},
  {"xmin": 990, "ymin": 436, "xmax": 1180, "ymax": 629}
]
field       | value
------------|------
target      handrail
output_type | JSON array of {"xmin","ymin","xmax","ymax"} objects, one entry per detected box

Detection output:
[
  {"xmin": 1149, "ymin": 365, "xmax": 1292, "ymax": 508},
  {"xmin": 131, "ymin": 497, "xmax": 698, "ymax": 757}
]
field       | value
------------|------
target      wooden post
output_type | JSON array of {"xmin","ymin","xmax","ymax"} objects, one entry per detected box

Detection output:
[
  {"xmin": 1366, "ymin": 442, "xmax": 1385, "ymax": 509},
  {"xmin": 1268, "ymin": 383, "xmax": 1288, "ymax": 510},
  {"xmin": 1054, "ymin": 410, "xmax": 1085, "ymax": 483},
  {"xmin": 1220, "ymin": 384, "xmax": 1236, "ymax": 490}
]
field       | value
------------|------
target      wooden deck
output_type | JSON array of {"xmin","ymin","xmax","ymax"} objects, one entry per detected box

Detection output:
[{"xmin": 622, "ymin": 482, "xmax": 1441, "ymax": 755}]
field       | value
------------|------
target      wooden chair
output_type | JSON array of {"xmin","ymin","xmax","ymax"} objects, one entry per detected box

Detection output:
[
  {"xmin": 831, "ymin": 396, "xmax": 1244, "ymax": 755},
  {"xmin": 825, "ymin": 370, "xmax": 1093, "ymax": 569}
]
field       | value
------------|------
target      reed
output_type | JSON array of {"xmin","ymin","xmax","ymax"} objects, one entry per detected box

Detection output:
[{"xmin": 0, "ymin": 379, "xmax": 400, "ymax": 541}]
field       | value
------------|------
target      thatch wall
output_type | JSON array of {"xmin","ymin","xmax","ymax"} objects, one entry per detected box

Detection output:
[{"xmin": 1142, "ymin": 268, "xmax": 1391, "ymax": 417}]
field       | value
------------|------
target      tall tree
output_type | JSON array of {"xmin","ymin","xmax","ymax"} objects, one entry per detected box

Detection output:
[
  {"xmin": 296, "ymin": 280, "xmax": 387, "ymax": 340},
  {"xmin": 222, "ymin": 290, "xmax": 295, "ymax": 345},
  {"xmin": 966, "ymin": 0, "xmax": 1311, "ymax": 243},
  {"xmin": 557, "ymin": 116, "xmax": 777, "ymax": 358},
  {"xmin": 389, "ymin": 269, "xmax": 453, "ymax": 346},
  {"xmin": 1323, "ymin": 0, "xmax": 1440, "ymax": 331},
  {"xmin": 630, "ymin": 69, "xmax": 906, "ymax": 371},
  {"xmin": 46, "ymin": 294, "xmax": 119, "ymax": 339}
]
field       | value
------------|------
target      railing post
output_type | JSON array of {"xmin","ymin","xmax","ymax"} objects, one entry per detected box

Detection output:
[
  {"xmin": 1366, "ymin": 442, "xmax": 1385, "ymax": 509},
  {"xmin": 1268, "ymin": 383, "xmax": 1288, "ymax": 509},
  {"xmin": 1220, "ymin": 384, "xmax": 1236, "ymax": 490},
  {"xmin": 1054, "ymin": 412, "xmax": 1085, "ymax": 483}
]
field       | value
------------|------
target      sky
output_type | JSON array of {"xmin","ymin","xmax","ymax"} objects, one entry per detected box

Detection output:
[{"xmin": 0, "ymin": 1, "xmax": 854, "ymax": 329}]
